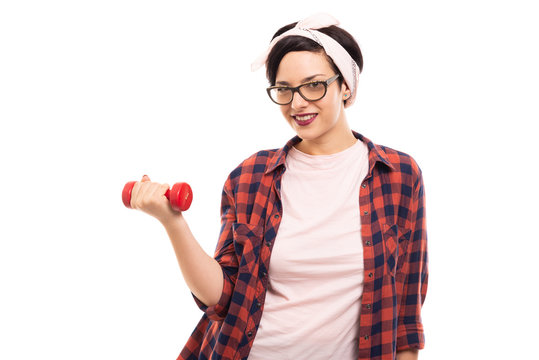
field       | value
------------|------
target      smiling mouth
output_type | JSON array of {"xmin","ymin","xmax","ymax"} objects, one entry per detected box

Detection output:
[{"xmin": 292, "ymin": 113, "xmax": 317, "ymax": 126}]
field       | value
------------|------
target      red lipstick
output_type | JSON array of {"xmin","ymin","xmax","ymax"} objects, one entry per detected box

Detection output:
[{"xmin": 293, "ymin": 113, "xmax": 317, "ymax": 126}]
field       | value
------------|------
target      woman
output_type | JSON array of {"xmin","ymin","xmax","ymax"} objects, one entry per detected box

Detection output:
[{"xmin": 129, "ymin": 13, "xmax": 428, "ymax": 360}]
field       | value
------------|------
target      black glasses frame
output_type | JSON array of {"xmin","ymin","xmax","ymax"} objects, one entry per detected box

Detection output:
[{"xmin": 266, "ymin": 74, "xmax": 340, "ymax": 105}]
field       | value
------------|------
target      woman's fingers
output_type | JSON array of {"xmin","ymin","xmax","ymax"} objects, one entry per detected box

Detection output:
[
  {"xmin": 135, "ymin": 181, "xmax": 156, "ymax": 209},
  {"xmin": 131, "ymin": 179, "xmax": 146, "ymax": 209},
  {"xmin": 147, "ymin": 182, "xmax": 170, "ymax": 203},
  {"xmin": 127, "ymin": 175, "xmax": 182, "ymax": 223},
  {"xmin": 131, "ymin": 177, "xmax": 172, "ymax": 217},
  {"xmin": 135, "ymin": 175, "xmax": 158, "ymax": 209}
]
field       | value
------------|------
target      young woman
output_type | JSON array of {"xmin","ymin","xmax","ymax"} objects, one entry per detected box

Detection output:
[{"xmin": 129, "ymin": 13, "xmax": 428, "ymax": 360}]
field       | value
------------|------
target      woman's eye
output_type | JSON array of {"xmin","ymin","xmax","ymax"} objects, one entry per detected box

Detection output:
[
  {"xmin": 307, "ymin": 82, "xmax": 323, "ymax": 89},
  {"xmin": 276, "ymin": 87, "xmax": 288, "ymax": 93}
]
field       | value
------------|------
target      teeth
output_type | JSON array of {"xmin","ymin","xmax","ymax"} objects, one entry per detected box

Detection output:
[{"xmin": 295, "ymin": 114, "xmax": 316, "ymax": 121}]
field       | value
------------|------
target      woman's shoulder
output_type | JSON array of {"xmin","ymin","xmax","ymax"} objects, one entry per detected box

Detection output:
[
  {"xmin": 355, "ymin": 131, "xmax": 422, "ymax": 178},
  {"xmin": 373, "ymin": 142, "xmax": 424, "ymax": 188},
  {"xmin": 379, "ymin": 142, "xmax": 420, "ymax": 166}
]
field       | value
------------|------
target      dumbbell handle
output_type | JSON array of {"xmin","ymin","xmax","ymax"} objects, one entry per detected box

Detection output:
[{"xmin": 122, "ymin": 181, "xmax": 193, "ymax": 212}]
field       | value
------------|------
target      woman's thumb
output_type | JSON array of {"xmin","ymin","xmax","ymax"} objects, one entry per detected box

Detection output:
[{"xmin": 141, "ymin": 174, "xmax": 150, "ymax": 182}]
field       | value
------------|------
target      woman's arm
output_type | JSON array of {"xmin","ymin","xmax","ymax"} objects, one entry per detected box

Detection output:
[
  {"xmin": 397, "ymin": 349, "xmax": 418, "ymax": 360},
  {"xmin": 161, "ymin": 215, "xmax": 223, "ymax": 307},
  {"xmin": 396, "ymin": 162, "xmax": 428, "ymax": 351},
  {"xmin": 161, "ymin": 174, "xmax": 240, "ymax": 320},
  {"xmin": 129, "ymin": 174, "xmax": 238, "ymax": 316}
]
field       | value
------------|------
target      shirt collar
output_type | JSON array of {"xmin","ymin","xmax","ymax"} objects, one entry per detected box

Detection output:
[{"xmin": 264, "ymin": 130, "xmax": 395, "ymax": 175}]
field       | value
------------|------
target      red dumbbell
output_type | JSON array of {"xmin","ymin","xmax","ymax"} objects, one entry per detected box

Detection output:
[{"xmin": 122, "ymin": 181, "xmax": 193, "ymax": 212}]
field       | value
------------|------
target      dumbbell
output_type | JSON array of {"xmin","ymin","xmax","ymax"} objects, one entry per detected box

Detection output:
[{"xmin": 122, "ymin": 181, "xmax": 193, "ymax": 212}]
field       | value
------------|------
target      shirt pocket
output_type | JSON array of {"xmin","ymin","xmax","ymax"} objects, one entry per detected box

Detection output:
[
  {"xmin": 233, "ymin": 222, "xmax": 264, "ymax": 273},
  {"xmin": 382, "ymin": 221, "xmax": 412, "ymax": 277}
]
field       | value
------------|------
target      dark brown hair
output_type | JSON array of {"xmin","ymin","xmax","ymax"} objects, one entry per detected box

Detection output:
[{"xmin": 265, "ymin": 22, "xmax": 363, "ymax": 89}]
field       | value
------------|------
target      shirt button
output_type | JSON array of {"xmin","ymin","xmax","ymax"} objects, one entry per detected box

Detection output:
[
  {"xmin": 257, "ymin": 301, "xmax": 262, "ymax": 307},
  {"xmin": 363, "ymin": 210, "xmax": 369, "ymax": 215},
  {"xmin": 364, "ymin": 335, "xmax": 369, "ymax": 340},
  {"xmin": 262, "ymin": 271, "xmax": 267, "ymax": 278},
  {"xmin": 368, "ymin": 272, "xmax": 373, "ymax": 278},
  {"xmin": 274, "ymin": 214, "xmax": 280, "ymax": 219},
  {"xmin": 365, "ymin": 240, "xmax": 371, "ymax": 246},
  {"xmin": 266, "ymin": 241, "xmax": 271, "ymax": 247},
  {"xmin": 366, "ymin": 304, "xmax": 371, "ymax": 310},
  {"xmin": 361, "ymin": 183, "xmax": 367, "ymax": 189},
  {"xmin": 247, "ymin": 331, "xmax": 253, "ymax": 337}
]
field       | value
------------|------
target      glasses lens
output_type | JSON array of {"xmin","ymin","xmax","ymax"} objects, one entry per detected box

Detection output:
[
  {"xmin": 299, "ymin": 82, "xmax": 326, "ymax": 101},
  {"xmin": 269, "ymin": 88, "xmax": 292, "ymax": 104}
]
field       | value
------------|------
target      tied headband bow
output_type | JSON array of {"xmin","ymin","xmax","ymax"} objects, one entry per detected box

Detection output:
[{"xmin": 251, "ymin": 13, "xmax": 361, "ymax": 108}]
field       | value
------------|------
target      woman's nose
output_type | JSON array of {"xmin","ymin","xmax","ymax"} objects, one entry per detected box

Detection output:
[{"xmin": 290, "ymin": 91, "xmax": 309, "ymax": 109}]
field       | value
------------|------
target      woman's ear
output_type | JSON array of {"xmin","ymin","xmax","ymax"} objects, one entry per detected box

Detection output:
[{"xmin": 341, "ymin": 83, "xmax": 351, "ymax": 101}]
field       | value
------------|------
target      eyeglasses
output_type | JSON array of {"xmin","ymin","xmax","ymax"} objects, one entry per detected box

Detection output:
[{"xmin": 266, "ymin": 74, "xmax": 340, "ymax": 105}]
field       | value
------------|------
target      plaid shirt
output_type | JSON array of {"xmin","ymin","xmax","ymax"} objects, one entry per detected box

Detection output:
[{"xmin": 178, "ymin": 131, "xmax": 428, "ymax": 360}]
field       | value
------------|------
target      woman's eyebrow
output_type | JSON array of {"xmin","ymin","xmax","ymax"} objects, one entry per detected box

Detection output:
[{"xmin": 275, "ymin": 74, "xmax": 327, "ymax": 86}]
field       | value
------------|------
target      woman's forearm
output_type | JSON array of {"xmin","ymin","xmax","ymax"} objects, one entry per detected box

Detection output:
[
  {"xmin": 396, "ymin": 349, "xmax": 418, "ymax": 360},
  {"xmin": 161, "ymin": 214, "xmax": 224, "ymax": 307}
]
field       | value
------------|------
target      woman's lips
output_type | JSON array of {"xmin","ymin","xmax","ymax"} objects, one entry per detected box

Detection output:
[{"xmin": 293, "ymin": 113, "xmax": 317, "ymax": 126}]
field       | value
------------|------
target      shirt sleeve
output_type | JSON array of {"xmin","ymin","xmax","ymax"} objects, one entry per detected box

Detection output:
[
  {"xmin": 396, "ymin": 164, "xmax": 428, "ymax": 351},
  {"xmin": 191, "ymin": 175, "xmax": 238, "ymax": 322}
]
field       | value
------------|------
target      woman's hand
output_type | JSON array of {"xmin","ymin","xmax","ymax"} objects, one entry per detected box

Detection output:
[{"xmin": 129, "ymin": 175, "xmax": 180, "ymax": 224}]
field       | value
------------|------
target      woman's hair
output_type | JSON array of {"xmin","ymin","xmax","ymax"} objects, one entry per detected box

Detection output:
[{"xmin": 265, "ymin": 22, "xmax": 364, "ymax": 89}]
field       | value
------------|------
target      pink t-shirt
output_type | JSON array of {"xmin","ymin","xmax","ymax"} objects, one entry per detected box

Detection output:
[{"xmin": 248, "ymin": 139, "xmax": 370, "ymax": 360}]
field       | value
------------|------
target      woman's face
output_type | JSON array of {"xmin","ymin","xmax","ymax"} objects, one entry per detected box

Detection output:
[{"xmin": 274, "ymin": 50, "xmax": 350, "ymax": 147}]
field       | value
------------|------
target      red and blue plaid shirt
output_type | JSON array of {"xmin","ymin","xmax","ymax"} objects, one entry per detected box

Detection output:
[{"xmin": 178, "ymin": 131, "xmax": 428, "ymax": 360}]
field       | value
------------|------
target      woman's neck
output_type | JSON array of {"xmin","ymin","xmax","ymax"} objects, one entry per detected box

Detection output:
[{"xmin": 294, "ymin": 120, "xmax": 357, "ymax": 156}]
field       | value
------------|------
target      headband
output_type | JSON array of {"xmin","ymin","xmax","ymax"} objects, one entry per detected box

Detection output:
[{"xmin": 251, "ymin": 13, "xmax": 361, "ymax": 108}]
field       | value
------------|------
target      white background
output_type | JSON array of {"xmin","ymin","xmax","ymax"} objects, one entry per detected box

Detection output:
[{"xmin": 1, "ymin": 0, "xmax": 538, "ymax": 359}]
